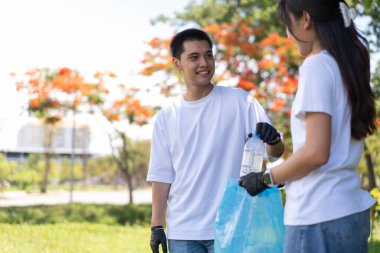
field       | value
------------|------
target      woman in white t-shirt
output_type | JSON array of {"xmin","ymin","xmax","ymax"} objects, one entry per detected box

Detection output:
[{"xmin": 239, "ymin": 0, "xmax": 377, "ymax": 252}]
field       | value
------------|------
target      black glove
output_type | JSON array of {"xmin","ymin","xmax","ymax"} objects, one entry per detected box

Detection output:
[
  {"xmin": 239, "ymin": 172, "xmax": 269, "ymax": 196},
  {"xmin": 150, "ymin": 225, "xmax": 167, "ymax": 253},
  {"xmin": 256, "ymin": 122, "xmax": 280, "ymax": 145}
]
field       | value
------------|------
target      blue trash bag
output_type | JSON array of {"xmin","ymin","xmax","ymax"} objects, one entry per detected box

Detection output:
[{"xmin": 214, "ymin": 179, "xmax": 285, "ymax": 253}]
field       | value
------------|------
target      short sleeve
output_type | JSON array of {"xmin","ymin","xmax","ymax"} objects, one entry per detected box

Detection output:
[
  {"xmin": 295, "ymin": 56, "xmax": 334, "ymax": 119},
  {"xmin": 146, "ymin": 112, "xmax": 175, "ymax": 183},
  {"xmin": 246, "ymin": 95, "xmax": 272, "ymax": 134}
]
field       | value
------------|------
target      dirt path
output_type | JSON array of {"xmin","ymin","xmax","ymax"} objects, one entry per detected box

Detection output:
[{"xmin": 0, "ymin": 189, "xmax": 152, "ymax": 206}]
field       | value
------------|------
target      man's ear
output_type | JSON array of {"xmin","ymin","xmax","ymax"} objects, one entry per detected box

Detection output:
[
  {"xmin": 172, "ymin": 57, "xmax": 182, "ymax": 72},
  {"xmin": 302, "ymin": 11, "xmax": 312, "ymax": 29}
]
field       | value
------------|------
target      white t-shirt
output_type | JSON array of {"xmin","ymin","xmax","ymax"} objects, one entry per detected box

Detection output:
[
  {"xmin": 285, "ymin": 50, "xmax": 375, "ymax": 225},
  {"xmin": 147, "ymin": 85, "xmax": 274, "ymax": 240}
]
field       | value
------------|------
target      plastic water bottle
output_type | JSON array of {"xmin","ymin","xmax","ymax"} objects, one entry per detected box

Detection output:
[{"xmin": 240, "ymin": 133, "xmax": 265, "ymax": 177}]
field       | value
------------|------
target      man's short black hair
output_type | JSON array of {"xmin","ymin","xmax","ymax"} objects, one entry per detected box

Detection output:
[{"xmin": 170, "ymin": 28, "xmax": 213, "ymax": 59}]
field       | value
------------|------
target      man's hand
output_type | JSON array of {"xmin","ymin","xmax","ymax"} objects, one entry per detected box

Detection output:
[
  {"xmin": 239, "ymin": 172, "xmax": 269, "ymax": 196},
  {"xmin": 150, "ymin": 225, "xmax": 167, "ymax": 253},
  {"xmin": 256, "ymin": 122, "xmax": 281, "ymax": 145}
]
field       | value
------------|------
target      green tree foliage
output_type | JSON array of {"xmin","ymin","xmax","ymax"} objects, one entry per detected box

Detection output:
[
  {"xmin": 154, "ymin": 0, "xmax": 281, "ymax": 36},
  {"xmin": 7, "ymin": 154, "xmax": 43, "ymax": 191},
  {"xmin": 127, "ymin": 139, "xmax": 151, "ymax": 188},
  {"xmin": 155, "ymin": 0, "xmax": 380, "ymax": 49},
  {"xmin": 352, "ymin": 0, "xmax": 380, "ymax": 49},
  {"xmin": 0, "ymin": 155, "xmax": 17, "ymax": 192},
  {"xmin": 86, "ymin": 156, "xmax": 119, "ymax": 186}
]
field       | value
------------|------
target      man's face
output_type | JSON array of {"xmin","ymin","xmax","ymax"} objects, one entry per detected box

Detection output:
[{"xmin": 173, "ymin": 39, "xmax": 215, "ymax": 88}]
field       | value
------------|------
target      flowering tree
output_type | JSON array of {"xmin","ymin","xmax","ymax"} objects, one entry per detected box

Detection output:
[
  {"xmin": 92, "ymin": 72, "xmax": 152, "ymax": 204},
  {"xmin": 14, "ymin": 67, "xmax": 103, "ymax": 193}
]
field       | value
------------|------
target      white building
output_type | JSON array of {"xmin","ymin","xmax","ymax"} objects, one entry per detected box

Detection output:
[{"xmin": 2, "ymin": 120, "xmax": 91, "ymax": 163}]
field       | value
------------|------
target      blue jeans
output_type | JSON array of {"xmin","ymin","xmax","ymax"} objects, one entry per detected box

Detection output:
[
  {"xmin": 168, "ymin": 240, "xmax": 214, "ymax": 253},
  {"xmin": 284, "ymin": 209, "xmax": 370, "ymax": 253}
]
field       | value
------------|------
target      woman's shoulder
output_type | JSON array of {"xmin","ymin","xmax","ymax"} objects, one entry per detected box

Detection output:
[
  {"xmin": 302, "ymin": 50, "xmax": 337, "ymax": 69},
  {"xmin": 301, "ymin": 50, "xmax": 339, "ymax": 78}
]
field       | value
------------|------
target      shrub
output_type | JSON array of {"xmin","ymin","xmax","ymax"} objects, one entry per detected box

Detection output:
[{"xmin": 0, "ymin": 204, "xmax": 152, "ymax": 225}]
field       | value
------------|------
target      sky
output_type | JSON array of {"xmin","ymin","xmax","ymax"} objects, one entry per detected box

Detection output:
[{"xmin": 0, "ymin": 0, "xmax": 192, "ymax": 154}]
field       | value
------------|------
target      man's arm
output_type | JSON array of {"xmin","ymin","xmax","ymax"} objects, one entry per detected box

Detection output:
[
  {"xmin": 150, "ymin": 182, "xmax": 171, "ymax": 253},
  {"xmin": 151, "ymin": 182, "xmax": 171, "ymax": 227}
]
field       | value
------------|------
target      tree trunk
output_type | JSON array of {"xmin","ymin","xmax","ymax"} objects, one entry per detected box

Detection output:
[
  {"xmin": 107, "ymin": 130, "xmax": 134, "ymax": 204},
  {"xmin": 364, "ymin": 143, "xmax": 376, "ymax": 190},
  {"xmin": 69, "ymin": 115, "xmax": 76, "ymax": 203},
  {"xmin": 0, "ymin": 180, "xmax": 4, "ymax": 196},
  {"xmin": 41, "ymin": 152, "xmax": 51, "ymax": 193},
  {"xmin": 42, "ymin": 125, "xmax": 54, "ymax": 193},
  {"xmin": 82, "ymin": 154, "xmax": 88, "ymax": 189},
  {"xmin": 126, "ymin": 174, "xmax": 134, "ymax": 204}
]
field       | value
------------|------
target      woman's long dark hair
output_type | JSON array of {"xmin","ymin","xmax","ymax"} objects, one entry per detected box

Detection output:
[{"xmin": 278, "ymin": 0, "xmax": 376, "ymax": 139}]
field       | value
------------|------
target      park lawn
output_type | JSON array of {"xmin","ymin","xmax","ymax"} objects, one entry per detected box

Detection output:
[
  {"xmin": 0, "ymin": 223, "xmax": 151, "ymax": 253},
  {"xmin": 0, "ymin": 223, "xmax": 379, "ymax": 253}
]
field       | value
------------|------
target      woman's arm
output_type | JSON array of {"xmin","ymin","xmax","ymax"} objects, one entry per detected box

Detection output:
[{"xmin": 271, "ymin": 112, "xmax": 331, "ymax": 184}]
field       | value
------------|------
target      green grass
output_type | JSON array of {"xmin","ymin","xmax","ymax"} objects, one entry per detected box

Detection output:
[
  {"xmin": 370, "ymin": 222, "xmax": 380, "ymax": 253},
  {"xmin": 0, "ymin": 223, "xmax": 150, "ymax": 253},
  {"xmin": 0, "ymin": 203, "xmax": 379, "ymax": 252},
  {"xmin": 0, "ymin": 222, "xmax": 379, "ymax": 253}
]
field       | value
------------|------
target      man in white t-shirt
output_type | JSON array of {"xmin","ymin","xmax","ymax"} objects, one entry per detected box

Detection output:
[{"xmin": 146, "ymin": 28, "xmax": 285, "ymax": 253}]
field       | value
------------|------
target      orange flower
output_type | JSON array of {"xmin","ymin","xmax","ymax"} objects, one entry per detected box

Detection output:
[
  {"xmin": 375, "ymin": 118, "xmax": 380, "ymax": 128},
  {"xmin": 241, "ymin": 43, "xmax": 258, "ymax": 56},
  {"xmin": 15, "ymin": 81, "xmax": 25, "ymax": 91},
  {"xmin": 160, "ymin": 85, "xmax": 171, "ymax": 96},
  {"xmin": 270, "ymin": 98, "xmax": 287, "ymax": 112},
  {"xmin": 134, "ymin": 116, "xmax": 148, "ymax": 126},
  {"xmin": 277, "ymin": 66, "xmax": 289, "ymax": 76},
  {"xmin": 72, "ymin": 97, "xmax": 81, "ymax": 108},
  {"xmin": 149, "ymin": 37, "xmax": 162, "ymax": 48},
  {"xmin": 59, "ymin": 67, "xmax": 72, "ymax": 76},
  {"xmin": 258, "ymin": 58, "xmax": 275, "ymax": 69},
  {"xmin": 80, "ymin": 83, "xmax": 93, "ymax": 96},
  {"xmin": 99, "ymin": 86, "xmax": 109, "ymax": 94},
  {"xmin": 52, "ymin": 75, "xmax": 66, "ymax": 88},
  {"xmin": 282, "ymin": 77, "xmax": 298, "ymax": 95},
  {"xmin": 237, "ymin": 79, "xmax": 256, "ymax": 91},
  {"xmin": 108, "ymin": 72, "xmax": 117, "ymax": 78},
  {"xmin": 141, "ymin": 108, "xmax": 151, "ymax": 117},
  {"xmin": 29, "ymin": 98, "xmax": 41, "ymax": 109},
  {"xmin": 260, "ymin": 33, "xmax": 280, "ymax": 47},
  {"xmin": 204, "ymin": 23, "xmax": 220, "ymax": 35},
  {"xmin": 29, "ymin": 78, "xmax": 41, "ymax": 87},
  {"xmin": 104, "ymin": 112, "xmax": 120, "ymax": 121}
]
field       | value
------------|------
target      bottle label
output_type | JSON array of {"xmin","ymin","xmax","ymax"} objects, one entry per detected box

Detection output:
[
  {"xmin": 239, "ymin": 134, "xmax": 265, "ymax": 177},
  {"xmin": 240, "ymin": 153, "xmax": 263, "ymax": 176}
]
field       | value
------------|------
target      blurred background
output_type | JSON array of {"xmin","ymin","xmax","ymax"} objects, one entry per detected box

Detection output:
[{"xmin": 0, "ymin": 0, "xmax": 379, "ymax": 252}]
